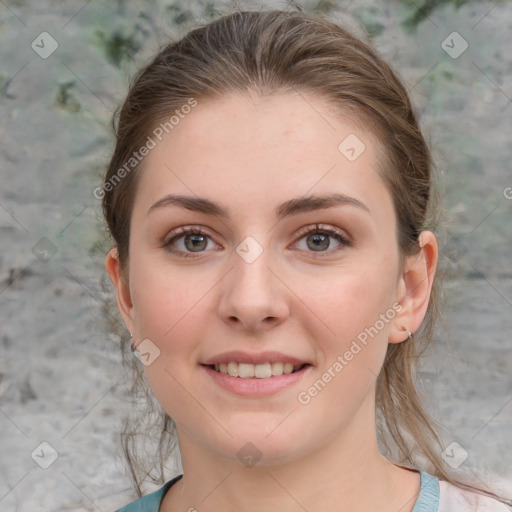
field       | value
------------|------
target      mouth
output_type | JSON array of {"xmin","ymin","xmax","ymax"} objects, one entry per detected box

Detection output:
[{"xmin": 204, "ymin": 362, "xmax": 310, "ymax": 379}]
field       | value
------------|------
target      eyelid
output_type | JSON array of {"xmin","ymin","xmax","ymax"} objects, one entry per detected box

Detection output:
[
  {"xmin": 162, "ymin": 225, "xmax": 212, "ymax": 245},
  {"xmin": 293, "ymin": 223, "xmax": 351, "ymax": 245},
  {"xmin": 290, "ymin": 223, "xmax": 351, "ymax": 257},
  {"xmin": 162, "ymin": 225, "xmax": 220, "ymax": 257}
]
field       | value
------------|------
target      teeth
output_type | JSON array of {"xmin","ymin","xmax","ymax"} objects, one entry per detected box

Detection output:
[
  {"xmin": 271, "ymin": 362, "xmax": 283, "ymax": 375},
  {"xmin": 212, "ymin": 362, "xmax": 304, "ymax": 378},
  {"xmin": 238, "ymin": 363, "xmax": 255, "ymax": 378},
  {"xmin": 255, "ymin": 363, "xmax": 271, "ymax": 379},
  {"xmin": 283, "ymin": 362, "xmax": 294, "ymax": 374},
  {"xmin": 227, "ymin": 361, "xmax": 239, "ymax": 377}
]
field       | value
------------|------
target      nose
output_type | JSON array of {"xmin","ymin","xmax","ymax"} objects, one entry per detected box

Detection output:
[{"xmin": 217, "ymin": 242, "xmax": 290, "ymax": 334}]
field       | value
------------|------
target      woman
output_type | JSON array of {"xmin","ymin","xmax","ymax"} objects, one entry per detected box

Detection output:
[{"xmin": 102, "ymin": 9, "xmax": 511, "ymax": 512}]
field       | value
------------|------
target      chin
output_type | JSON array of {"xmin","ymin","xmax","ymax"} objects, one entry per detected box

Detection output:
[{"xmin": 207, "ymin": 415, "xmax": 313, "ymax": 466}]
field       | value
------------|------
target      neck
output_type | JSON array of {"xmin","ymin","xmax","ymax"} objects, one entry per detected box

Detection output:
[{"xmin": 161, "ymin": 397, "xmax": 421, "ymax": 512}]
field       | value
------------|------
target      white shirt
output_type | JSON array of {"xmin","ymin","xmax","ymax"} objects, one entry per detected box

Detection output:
[
  {"xmin": 438, "ymin": 480, "xmax": 511, "ymax": 511},
  {"xmin": 414, "ymin": 471, "xmax": 511, "ymax": 512}
]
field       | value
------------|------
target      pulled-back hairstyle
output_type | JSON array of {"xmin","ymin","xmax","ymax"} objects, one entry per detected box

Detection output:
[{"xmin": 101, "ymin": 8, "xmax": 509, "ymax": 504}]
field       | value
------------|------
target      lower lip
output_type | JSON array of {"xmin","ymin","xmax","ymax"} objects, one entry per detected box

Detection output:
[{"xmin": 201, "ymin": 365, "xmax": 312, "ymax": 396}]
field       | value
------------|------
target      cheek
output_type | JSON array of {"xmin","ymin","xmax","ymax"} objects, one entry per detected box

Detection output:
[
  {"xmin": 129, "ymin": 255, "xmax": 211, "ymax": 340},
  {"xmin": 292, "ymin": 257, "xmax": 397, "ymax": 404},
  {"xmin": 295, "ymin": 273, "xmax": 393, "ymax": 421},
  {"xmin": 128, "ymin": 263, "xmax": 212, "ymax": 421},
  {"xmin": 128, "ymin": 258, "xmax": 216, "ymax": 384},
  {"xmin": 292, "ymin": 258, "xmax": 397, "ymax": 341}
]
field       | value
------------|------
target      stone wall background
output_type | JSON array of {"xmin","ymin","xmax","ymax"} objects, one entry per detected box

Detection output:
[{"xmin": 0, "ymin": 1, "xmax": 511, "ymax": 510}]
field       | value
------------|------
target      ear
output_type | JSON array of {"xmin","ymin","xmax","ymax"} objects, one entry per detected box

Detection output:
[
  {"xmin": 389, "ymin": 231, "xmax": 438, "ymax": 344},
  {"xmin": 105, "ymin": 247, "xmax": 136, "ymax": 335}
]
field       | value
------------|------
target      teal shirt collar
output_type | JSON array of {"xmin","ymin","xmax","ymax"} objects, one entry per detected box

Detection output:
[{"xmin": 412, "ymin": 471, "xmax": 440, "ymax": 512}]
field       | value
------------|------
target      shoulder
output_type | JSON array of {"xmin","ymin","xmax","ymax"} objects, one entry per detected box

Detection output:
[
  {"xmin": 114, "ymin": 475, "xmax": 183, "ymax": 512},
  {"xmin": 438, "ymin": 480, "xmax": 511, "ymax": 512}
]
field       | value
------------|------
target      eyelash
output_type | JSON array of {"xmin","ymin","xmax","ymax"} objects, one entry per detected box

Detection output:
[{"xmin": 162, "ymin": 224, "xmax": 351, "ymax": 258}]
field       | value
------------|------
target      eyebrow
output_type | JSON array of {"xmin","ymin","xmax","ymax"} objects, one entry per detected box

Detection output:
[{"xmin": 147, "ymin": 192, "xmax": 371, "ymax": 219}]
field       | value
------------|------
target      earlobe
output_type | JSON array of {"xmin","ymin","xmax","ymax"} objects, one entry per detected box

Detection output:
[
  {"xmin": 105, "ymin": 248, "xmax": 136, "ymax": 334},
  {"xmin": 389, "ymin": 231, "xmax": 438, "ymax": 344}
]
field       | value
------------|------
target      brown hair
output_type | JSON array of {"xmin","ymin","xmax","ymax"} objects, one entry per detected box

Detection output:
[{"xmin": 102, "ymin": 8, "xmax": 510, "ymax": 504}]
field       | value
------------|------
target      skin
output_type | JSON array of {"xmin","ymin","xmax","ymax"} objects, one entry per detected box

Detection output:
[{"xmin": 106, "ymin": 91, "xmax": 438, "ymax": 512}]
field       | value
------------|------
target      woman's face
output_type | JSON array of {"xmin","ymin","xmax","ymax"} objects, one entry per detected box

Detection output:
[{"xmin": 109, "ymin": 91, "xmax": 422, "ymax": 465}]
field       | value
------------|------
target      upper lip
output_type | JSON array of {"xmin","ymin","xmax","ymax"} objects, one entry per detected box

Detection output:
[{"xmin": 202, "ymin": 351, "xmax": 310, "ymax": 366}]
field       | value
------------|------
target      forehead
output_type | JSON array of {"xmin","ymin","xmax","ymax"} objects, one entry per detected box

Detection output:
[{"xmin": 131, "ymin": 91, "xmax": 393, "ymax": 224}]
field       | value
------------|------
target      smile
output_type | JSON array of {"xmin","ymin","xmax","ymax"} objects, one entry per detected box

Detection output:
[
  {"xmin": 210, "ymin": 362, "xmax": 307, "ymax": 378},
  {"xmin": 201, "ymin": 363, "xmax": 312, "ymax": 397}
]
